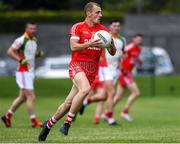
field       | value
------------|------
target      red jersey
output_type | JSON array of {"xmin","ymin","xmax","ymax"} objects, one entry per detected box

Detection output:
[
  {"xmin": 69, "ymin": 21, "xmax": 108, "ymax": 84},
  {"xmin": 121, "ymin": 43, "xmax": 141, "ymax": 73},
  {"xmin": 69, "ymin": 21, "xmax": 108, "ymax": 62}
]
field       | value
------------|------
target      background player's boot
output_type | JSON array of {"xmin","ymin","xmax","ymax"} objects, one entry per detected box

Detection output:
[
  {"xmin": 100, "ymin": 113, "xmax": 108, "ymax": 122},
  {"xmin": 59, "ymin": 122, "xmax": 70, "ymax": 136},
  {"xmin": 79, "ymin": 105, "xmax": 86, "ymax": 115},
  {"xmin": 108, "ymin": 117, "xmax": 117, "ymax": 125},
  {"xmin": 121, "ymin": 112, "xmax": 133, "ymax": 122},
  {"xmin": 93, "ymin": 117, "xmax": 100, "ymax": 124},
  {"xmin": 32, "ymin": 119, "xmax": 43, "ymax": 128},
  {"xmin": 1, "ymin": 116, "xmax": 11, "ymax": 127},
  {"xmin": 38, "ymin": 121, "xmax": 50, "ymax": 141}
]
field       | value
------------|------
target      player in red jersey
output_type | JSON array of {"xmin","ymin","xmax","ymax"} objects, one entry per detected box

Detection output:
[
  {"xmin": 113, "ymin": 33, "xmax": 143, "ymax": 122},
  {"xmin": 38, "ymin": 2, "xmax": 116, "ymax": 141}
]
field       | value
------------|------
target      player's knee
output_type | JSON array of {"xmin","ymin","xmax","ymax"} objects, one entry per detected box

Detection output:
[
  {"xmin": 65, "ymin": 98, "xmax": 73, "ymax": 107},
  {"xmin": 30, "ymin": 96, "xmax": 36, "ymax": 103},
  {"xmin": 80, "ymin": 86, "xmax": 90, "ymax": 96},
  {"xmin": 19, "ymin": 95, "xmax": 26, "ymax": 101},
  {"xmin": 110, "ymin": 88, "xmax": 115, "ymax": 95},
  {"xmin": 107, "ymin": 88, "xmax": 115, "ymax": 97},
  {"xmin": 134, "ymin": 90, "xmax": 140, "ymax": 97}
]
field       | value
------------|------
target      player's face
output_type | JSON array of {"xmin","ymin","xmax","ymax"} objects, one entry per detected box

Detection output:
[
  {"xmin": 133, "ymin": 36, "xmax": 143, "ymax": 45},
  {"xmin": 26, "ymin": 24, "xmax": 37, "ymax": 37},
  {"xmin": 109, "ymin": 22, "xmax": 121, "ymax": 35},
  {"xmin": 88, "ymin": 5, "xmax": 102, "ymax": 24}
]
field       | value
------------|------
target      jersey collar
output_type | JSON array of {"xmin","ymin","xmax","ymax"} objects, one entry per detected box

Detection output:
[{"xmin": 24, "ymin": 32, "xmax": 33, "ymax": 40}]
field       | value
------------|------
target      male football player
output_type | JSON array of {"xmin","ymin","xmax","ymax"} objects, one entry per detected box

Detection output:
[{"xmin": 38, "ymin": 2, "xmax": 116, "ymax": 141}]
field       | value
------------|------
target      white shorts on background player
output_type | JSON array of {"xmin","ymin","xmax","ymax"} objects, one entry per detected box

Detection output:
[
  {"xmin": 99, "ymin": 36, "xmax": 126, "ymax": 84},
  {"xmin": 16, "ymin": 71, "xmax": 35, "ymax": 90},
  {"xmin": 98, "ymin": 65, "xmax": 119, "ymax": 84}
]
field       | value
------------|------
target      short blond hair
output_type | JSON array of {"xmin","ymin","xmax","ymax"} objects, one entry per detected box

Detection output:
[{"xmin": 84, "ymin": 2, "xmax": 100, "ymax": 15}]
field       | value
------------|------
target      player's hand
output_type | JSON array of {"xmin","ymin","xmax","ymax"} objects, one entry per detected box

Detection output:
[
  {"xmin": 110, "ymin": 37, "xmax": 114, "ymax": 47},
  {"xmin": 89, "ymin": 39, "xmax": 103, "ymax": 47},
  {"xmin": 107, "ymin": 38, "xmax": 116, "ymax": 56},
  {"xmin": 36, "ymin": 51, "xmax": 44, "ymax": 58},
  {"xmin": 19, "ymin": 59, "xmax": 28, "ymax": 65}
]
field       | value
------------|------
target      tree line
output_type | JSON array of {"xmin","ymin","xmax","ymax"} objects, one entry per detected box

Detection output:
[{"xmin": 0, "ymin": 0, "xmax": 180, "ymax": 14}]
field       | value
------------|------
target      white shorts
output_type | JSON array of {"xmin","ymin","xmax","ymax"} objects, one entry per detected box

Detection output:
[
  {"xmin": 99, "ymin": 66, "xmax": 119, "ymax": 84},
  {"xmin": 16, "ymin": 71, "xmax": 35, "ymax": 90}
]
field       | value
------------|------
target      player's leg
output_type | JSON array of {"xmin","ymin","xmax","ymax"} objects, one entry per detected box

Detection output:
[
  {"xmin": 19, "ymin": 72, "xmax": 42, "ymax": 127},
  {"xmin": 87, "ymin": 87, "xmax": 106, "ymax": 104},
  {"xmin": 80, "ymin": 83, "xmax": 106, "ymax": 115},
  {"xmin": 104, "ymin": 80, "xmax": 116, "ymax": 125},
  {"xmin": 1, "ymin": 90, "xmax": 26, "ymax": 127},
  {"xmin": 123, "ymin": 82, "xmax": 140, "ymax": 112},
  {"xmin": 113, "ymin": 83, "xmax": 124, "ymax": 107},
  {"xmin": 94, "ymin": 100, "xmax": 104, "ymax": 124},
  {"xmin": 51, "ymin": 84, "xmax": 78, "ymax": 123},
  {"xmin": 121, "ymin": 81, "xmax": 140, "ymax": 122},
  {"xmin": 38, "ymin": 84, "xmax": 78, "ymax": 141},
  {"xmin": 60, "ymin": 72, "xmax": 91, "ymax": 135},
  {"xmin": 23, "ymin": 89, "xmax": 42, "ymax": 127},
  {"xmin": 79, "ymin": 83, "xmax": 96, "ymax": 115}
]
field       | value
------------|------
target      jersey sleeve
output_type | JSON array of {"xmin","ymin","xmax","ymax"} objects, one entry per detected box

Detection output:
[
  {"xmin": 120, "ymin": 37, "xmax": 127, "ymax": 52},
  {"xmin": 125, "ymin": 43, "xmax": 134, "ymax": 52},
  {"xmin": 11, "ymin": 37, "xmax": 23, "ymax": 50},
  {"xmin": 69, "ymin": 23, "xmax": 81, "ymax": 41}
]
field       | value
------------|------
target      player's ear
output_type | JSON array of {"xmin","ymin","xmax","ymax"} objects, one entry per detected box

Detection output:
[{"xmin": 86, "ymin": 11, "xmax": 91, "ymax": 17}]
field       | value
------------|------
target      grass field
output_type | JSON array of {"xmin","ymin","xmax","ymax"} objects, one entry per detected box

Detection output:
[{"xmin": 0, "ymin": 76, "xmax": 180, "ymax": 143}]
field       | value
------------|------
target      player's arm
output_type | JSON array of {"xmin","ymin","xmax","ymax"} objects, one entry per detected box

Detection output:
[
  {"xmin": 106, "ymin": 39, "xmax": 116, "ymax": 56},
  {"xmin": 7, "ymin": 47, "xmax": 20, "ymax": 62},
  {"xmin": 134, "ymin": 57, "xmax": 142, "ymax": 65},
  {"xmin": 70, "ymin": 39, "xmax": 102, "ymax": 51},
  {"xmin": 7, "ymin": 47, "xmax": 27, "ymax": 65},
  {"xmin": 7, "ymin": 39, "xmax": 28, "ymax": 65}
]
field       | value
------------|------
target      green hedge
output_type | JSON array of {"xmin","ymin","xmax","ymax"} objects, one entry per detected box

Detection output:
[{"xmin": 0, "ymin": 10, "xmax": 124, "ymax": 32}]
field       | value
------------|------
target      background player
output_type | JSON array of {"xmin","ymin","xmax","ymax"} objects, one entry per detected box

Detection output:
[
  {"xmin": 80, "ymin": 20, "xmax": 126, "ymax": 125},
  {"xmin": 38, "ymin": 2, "xmax": 116, "ymax": 141},
  {"xmin": 1, "ymin": 22, "xmax": 43, "ymax": 128},
  {"xmin": 113, "ymin": 33, "xmax": 143, "ymax": 122}
]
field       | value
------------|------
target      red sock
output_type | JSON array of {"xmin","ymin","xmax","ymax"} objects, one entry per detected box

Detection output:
[
  {"xmin": 87, "ymin": 97, "xmax": 92, "ymax": 104},
  {"xmin": 30, "ymin": 115, "xmax": 36, "ymax": 124},
  {"xmin": 5, "ymin": 110, "xmax": 13, "ymax": 119},
  {"xmin": 47, "ymin": 117, "xmax": 57, "ymax": 129},
  {"xmin": 123, "ymin": 108, "xmax": 129, "ymax": 114},
  {"xmin": 64, "ymin": 112, "xmax": 75, "ymax": 125},
  {"xmin": 106, "ymin": 112, "xmax": 113, "ymax": 118},
  {"xmin": 94, "ymin": 117, "xmax": 100, "ymax": 124}
]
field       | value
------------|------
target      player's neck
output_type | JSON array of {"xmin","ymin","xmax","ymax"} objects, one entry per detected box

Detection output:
[
  {"xmin": 85, "ymin": 18, "xmax": 95, "ymax": 27},
  {"xmin": 110, "ymin": 33, "xmax": 119, "ymax": 38}
]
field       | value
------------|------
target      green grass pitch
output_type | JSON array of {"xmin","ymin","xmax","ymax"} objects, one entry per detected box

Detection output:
[{"xmin": 0, "ymin": 76, "xmax": 180, "ymax": 143}]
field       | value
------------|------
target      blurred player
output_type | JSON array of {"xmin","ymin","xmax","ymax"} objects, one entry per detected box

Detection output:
[
  {"xmin": 80, "ymin": 20, "xmax": 126, "ymax": 125},
  {"xmin": 113, "ymin": 33, "xmax": 143, "ymax": 122},
  {"xmin": 38, "ymin": 2, "xmax": 116, "ymax": 141},
  {"xmin": 1, "ymin": 22, "xmax": 44, "ymax": 128}
]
